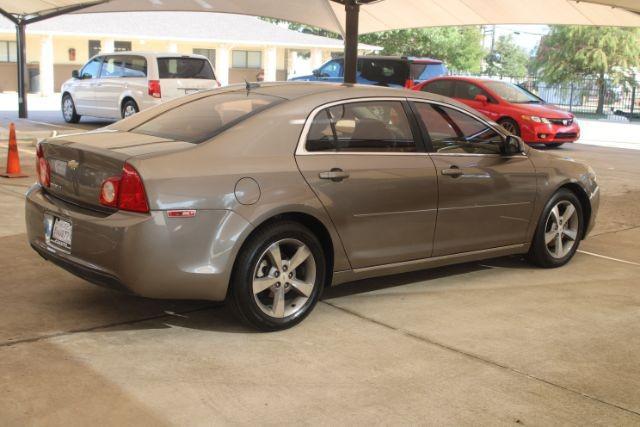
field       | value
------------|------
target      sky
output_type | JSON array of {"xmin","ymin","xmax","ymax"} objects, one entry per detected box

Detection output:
[{"xmin": 485, "ymin": 25, "xmax": 550, "ymax": 55}]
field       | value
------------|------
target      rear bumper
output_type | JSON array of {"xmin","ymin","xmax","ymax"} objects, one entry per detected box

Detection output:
[
  {"xmin": 521, "ymin": 121, "xmax": 581, "ymax": 144},
  {"xmin": 25, "ymin": 185, "xmax": 253, "ymax": 301}
]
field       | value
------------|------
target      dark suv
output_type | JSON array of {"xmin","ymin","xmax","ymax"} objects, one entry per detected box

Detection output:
[{"xmin": 289, "ymin": 56, "xmax": 447, "ymax": 88}]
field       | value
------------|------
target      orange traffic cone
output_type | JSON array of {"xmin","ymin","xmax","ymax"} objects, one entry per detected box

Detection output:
[{"xmin": 1, "ymin": 123, "xmax": 27, "ymax": 178}]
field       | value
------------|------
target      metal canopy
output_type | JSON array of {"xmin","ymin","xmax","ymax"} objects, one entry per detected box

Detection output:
[{"xmin": 1, "ymin": 0, "xmax": 639, "ymax": 118}]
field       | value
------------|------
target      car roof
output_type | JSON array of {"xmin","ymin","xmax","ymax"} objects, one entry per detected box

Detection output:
[
  {"xmin": 94, "ymin": 51, "xmax": 208, "ymax": 59},
  {"xmin": 331, "ymin": 56, "xmax": 442, "ymax": 64}
]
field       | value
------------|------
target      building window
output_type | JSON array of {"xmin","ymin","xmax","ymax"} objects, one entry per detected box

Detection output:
[
  {"xmin": 232, "ymin": 50, "xmax": 261, "ymax": 68},
  {"xmin": 114, "ymin": 41, "xmax": 132, "ymax": 52},
  {"xmin": 0, "ymin": 41, "xmax": 17, "ymax": 62},
  {"xmin": 88, "ymin": 40, "xmax": 101, "ymax": 57},
  {"xmin": 193, "ymin": 48, "xmax": 216, "ymax": 65}
]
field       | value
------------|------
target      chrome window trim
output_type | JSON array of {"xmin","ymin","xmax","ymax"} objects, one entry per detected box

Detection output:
[{"xmin": 295, "ymin": 96, "xmax": 527, "ymax": 158}]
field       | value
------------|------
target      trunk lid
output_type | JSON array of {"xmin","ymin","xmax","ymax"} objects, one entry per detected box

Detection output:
[{"xmin": 42, "ymin": 130, "xmax": 192, "ymax": 210}]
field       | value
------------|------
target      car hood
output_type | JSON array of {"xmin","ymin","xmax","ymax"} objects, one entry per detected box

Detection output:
[{"xmin": 512, "ymin": 102, "xmax": 573, "ymax": 119}]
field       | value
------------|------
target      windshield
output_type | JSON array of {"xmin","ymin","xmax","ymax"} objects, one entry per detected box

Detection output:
[
  {"xmin": 157, "ymin": 57, "xmax": 216, "ymax": 80},
  {"xmin": 131, "ymin": 92, "xmax": 281, "ymax": 144},
  {"xmin": 484, "ymin": 81, "xmax": 542, "ymax": 104}
]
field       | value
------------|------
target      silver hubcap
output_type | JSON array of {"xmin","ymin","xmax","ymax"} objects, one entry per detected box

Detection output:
[
  {"xmin": 63, "ymin": 98, "xmax": 73, "ymax": 120},
  {"xmin": 545, "ymin": 200, "xmax": 579, "ymax": 259},
  {"xmin": 501, "ymin": 121, "xmax": 517, "ymax": 135},
  {"xmin": 123, "ymin": 105, "xmax": 137, "ymax": 117},
  {"xmin": 252, "ymin": 238, "xmax": 316, "ymax": 319}
]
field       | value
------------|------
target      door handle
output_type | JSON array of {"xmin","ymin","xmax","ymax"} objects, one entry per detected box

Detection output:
[
  {"xmin": 319, "ymin": 168, "xmax": 349, "ymax": 182},
  {"xmin": 441, "ymin": 166, "xmax": 463, "ymax": 177}
]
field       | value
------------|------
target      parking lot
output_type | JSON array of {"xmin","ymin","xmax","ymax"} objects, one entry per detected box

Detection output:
[{"xmin": 0, "ymin": 114, "xmax": 638, "ymax": 424}]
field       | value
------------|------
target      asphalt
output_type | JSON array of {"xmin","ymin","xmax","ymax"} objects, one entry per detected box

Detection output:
[{"xmin": 0, "ymin": 122, "xmax": 639, "ymax": 425}]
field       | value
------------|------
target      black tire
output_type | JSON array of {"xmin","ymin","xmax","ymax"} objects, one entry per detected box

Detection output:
[
  {"xmin": 547, "ymin": 143, "xmax": 564, "ymax": 148},
  {"xmin": 498, "ymin": 117, "xmax": 520, "ymax": 136},
  {"xmin": 121, "ymin": 99, "xmax": 139, "ymax": 119},
  {"xmin": 229, "ymin": 221, "xmax": 327, "ymax": 331},
  {"xmin": 61, "ymin": 94, "xmax": 81, "ymax": 123},
  {"xmin": 527, "ymin": 189, "xmax": 584, "ymax": 268}
]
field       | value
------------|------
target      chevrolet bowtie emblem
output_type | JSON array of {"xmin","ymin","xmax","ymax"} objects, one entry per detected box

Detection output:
[{"xmin": 67, "ymin": 160, "xmax": 79, "ymax": 170}]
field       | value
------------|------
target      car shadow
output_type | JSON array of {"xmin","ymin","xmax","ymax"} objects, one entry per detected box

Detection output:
[{"xmin": 73, "ymin": 255, "xmax": 533, "ymax": 335}]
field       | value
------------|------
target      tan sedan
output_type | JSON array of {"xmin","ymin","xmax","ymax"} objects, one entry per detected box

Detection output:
[{"xmin": 26, "ymin": 83, "xmax": 599, "ymax": 331}]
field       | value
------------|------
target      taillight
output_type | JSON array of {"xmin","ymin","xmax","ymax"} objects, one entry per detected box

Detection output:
[
  {"xmin": 148, "ymin": 80, "xmax": 161, "ymax": 98},
  {"xmin": 405, "ymin": 79, "xmax": 414, "ymax": 89},
  {"xmin": 36, "ymin": 143, "xmax": 50, "ymax": 187},
  {"xmin": 99, "ymin": 163, "xmax": 149, "ymax": 213}
]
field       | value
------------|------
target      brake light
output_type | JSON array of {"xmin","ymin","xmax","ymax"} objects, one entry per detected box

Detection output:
[
  {"xmin": 148, "ymin": 80, "xmax": 161, "ymax": 98},
  {"xmin": 405, "ymin": 79, "xmax": 414, "ymax": 89},
  {"xmin": 99, "ymin": 163, "xmax": 149, "ymax": 213},
  {"xmin": 35, "ymin": 143, "xmax": 50, "ymax": 187}
]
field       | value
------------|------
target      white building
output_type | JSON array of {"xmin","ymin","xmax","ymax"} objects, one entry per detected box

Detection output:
[{"xmin": 0, "ymin": 12, "xmax": 380, "ymax": 94}]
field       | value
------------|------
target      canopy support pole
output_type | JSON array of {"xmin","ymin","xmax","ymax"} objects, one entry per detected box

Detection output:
[
  {"xmin": 16, "ymin": 21, "xmax": 27, "ymax": 118},
  {"xmin": 343, "ymin": 0, "xmax": 359, "ymax": 84}
]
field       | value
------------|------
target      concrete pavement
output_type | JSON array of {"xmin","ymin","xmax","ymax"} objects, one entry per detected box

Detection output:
[{"xmin": 1, "ymin": 126, "xmax": 639, "ymax": 424}]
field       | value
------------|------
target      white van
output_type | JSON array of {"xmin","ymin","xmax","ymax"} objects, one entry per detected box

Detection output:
[{"xmin": 61, "ymin": 52, "xmax": 220, "ymax": 123}]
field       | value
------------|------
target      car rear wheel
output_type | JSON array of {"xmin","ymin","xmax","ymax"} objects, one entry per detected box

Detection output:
[
  {"xmin": 121, "ymin": 99, "xmax": 139, "ymax": 118},
  {"xmin": 527, "ymin": 189, "xmax": 583, "ymax": 268},
  {"xmin": 498, "ymin": 118, "xmax": 520, "ymax": 136},
  {"xmin": 229, "ymin": 221, "xmax": 326, "ymax": 331},
  {"xmin": 61, "ymin": 94, "xmax": 81, "ymax": 123}
]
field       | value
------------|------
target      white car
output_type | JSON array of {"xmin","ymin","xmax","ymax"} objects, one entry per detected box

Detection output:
[{"xmin": 61, "ymin": 52, "xmax": 220, "ymax": 123}]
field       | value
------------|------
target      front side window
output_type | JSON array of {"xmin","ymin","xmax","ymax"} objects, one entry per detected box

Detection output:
[
  {"xmin": 422, "ymin": 79, "xmax": 453, "ymax": 97},
  {"xmin": 319, "ymin": 60, "xmax": 342, "ymax": 77},
  {"xmin": 131, "ymin": 92, "xmax": 280, "ymax": 144},
  {"xmin": 413, "ymin": 102, "xmax": 503, "ymax": 154},
  {"xmin": 306, "ymin": 101, "xmax": 416, "ymax": 153},
  {"xmin": 157, "ymin": 58, "xmax": 215, "ymax": 79},
  {"xmin": 80, "ymin": 57, "xmax": 102, "ymax": 79}
]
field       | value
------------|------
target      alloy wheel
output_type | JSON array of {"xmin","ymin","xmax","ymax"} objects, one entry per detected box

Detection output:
[
  {"xmin": 63, "ymin": 98, "xmax": 74, "ymax": 121},
  {"xmin": 252, "ymin": 238, "xmax": 316, "ymax": 319},
  {"xmin": 544, "ymin": 200, "xmax": 579, "ymax": 259},
  {"xmin": 123, "ymin": 104, "xmax": 137, "ymax": 118},
  {"xmin": 500, "ymin": 121, "xmax": 517, "ymax": 135}
]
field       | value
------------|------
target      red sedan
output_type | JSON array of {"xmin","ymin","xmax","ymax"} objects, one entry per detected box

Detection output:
[{"xmin": 413, "ymin": 76, "xmax": 580, "ymax": 147}]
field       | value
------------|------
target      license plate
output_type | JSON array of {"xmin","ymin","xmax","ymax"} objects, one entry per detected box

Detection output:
[
  {"xmin": 184, "ymin": 89, "xmax": 199, "ymax": 95},
  {"xmin": 49, "ymin": 217, "xmax": 72, "ymax": 251},
  {"xmin": 52, "ymin": 159, "xmax": 67, "ymax": 177}
]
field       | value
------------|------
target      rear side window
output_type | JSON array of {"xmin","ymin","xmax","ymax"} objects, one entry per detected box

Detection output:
[
  {"xmin": 422, "ymin": 80, "xmax": 453, "ymax": 97},
  {"xmin": 306, "ymin": 101, "xmax": 416, "ymax": 153},
  {"xmin": 131, "ymin": 92, "xmax": 280, "ymax": 144},
  {"xmin": 157, "ymin": 57, "xmax": 215, "ymax": 80},
  {"xmin": 359, "ymin": 59, "xmax": 408, "ymax": 86}
]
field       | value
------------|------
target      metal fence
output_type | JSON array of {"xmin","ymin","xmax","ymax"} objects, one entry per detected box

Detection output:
[{"xmin": 451, "ymin": 73, "xmax": 639, "ymax": 121}]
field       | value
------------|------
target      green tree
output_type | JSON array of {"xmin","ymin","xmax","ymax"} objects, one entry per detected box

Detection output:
[
  {"xmin": 534, "ymin": 26, "xmax": 640, "ymax": 114},
  {"xmin": 485, "ymin": 34, "xmax": 529, "ymax": 77},
  {"xmin": 359, "ymin": 27, "xmax": 485, "ymax": 73}
]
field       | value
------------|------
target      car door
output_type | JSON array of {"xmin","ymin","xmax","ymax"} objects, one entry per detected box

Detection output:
[
  {"xmin": 453, "ymin": 81, "xmax": 501, "ymax": 121},
  {"xmin": 92, "ymin": 55, "xmax": 126, "ymax": 119},
  {"xmin": 411, "ymin": 100, "xmax": 537, "ymax": 256},
  {"xmin": 73, "ymin": 56, "xmax": 103, "ymax": 116},
  {"xmin": 296, "ymin": 99, "xmax": 438, "ymax": 269}
]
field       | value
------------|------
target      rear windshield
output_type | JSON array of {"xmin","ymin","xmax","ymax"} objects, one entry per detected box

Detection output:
[
  {"xmin": 131, "ymin": 92, "xmax": 281, "ymax": 144},
  {"xmin": 157, "ymin": 57, "xmax": 216, "ymax": 80},
  {"xmin": 410, "ymin": 62, "xmax": 447, "ymax": 81}
]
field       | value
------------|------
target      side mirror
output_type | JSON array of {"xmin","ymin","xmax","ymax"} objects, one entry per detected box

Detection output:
[
  {"xmin": 72, "ymin": 70, "xmax": 80, "ymax": 79},
  {"xmin": 312, "ymin": 69, "xmax": 321, "ymax": 77},
  {"xmin": 474, "ymin": 94, "xmax": 488, "ymax": 105},
  {"xmin": 502, "ymin": 135, "xmax": 525, "ymax": 155}
]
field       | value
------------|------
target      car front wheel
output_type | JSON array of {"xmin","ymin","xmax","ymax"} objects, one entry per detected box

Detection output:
[
  {"xmin": 61, "ymin": 94, "xmax": 81, "ymax": 123},
  {"xmin": 527, "ymin": 189, "xmax": 583, "ymax": 268},
  {"xmin": 498, "ymin": 118, "xmax": 520, "ymax": 136},
  {"xmin": 229, "ymin": 221, "xmax": 326, "ymax": 331}
]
